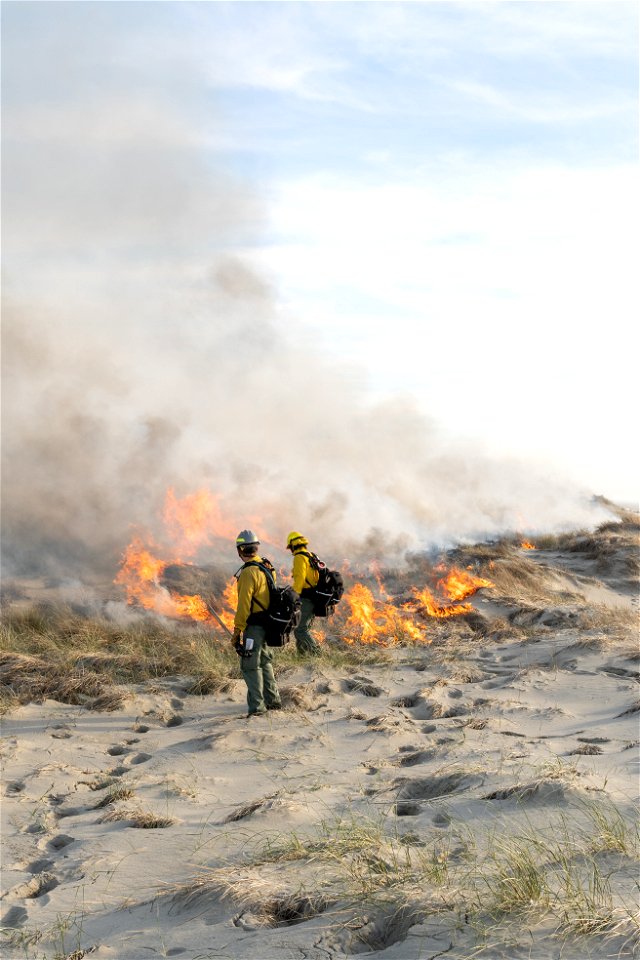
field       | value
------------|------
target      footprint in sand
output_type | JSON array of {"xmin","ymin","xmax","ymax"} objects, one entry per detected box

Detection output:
[
  {"xmin": 21, "ymin": 811, "xmax": 59, "ymax": 834},
  {"xmin": 391, "ymin": 693, "xmax": 422, "ymax": 708},
  {"xmin": 44, "ymin": 834, "xmax": 75, "ymax": 852},
  {"xmin": 56, "ymin": 805, "xmax": 84, "ymax": 820},
  {"xmin": 395, "ymin": 773, "xmax": 482, "ymax": 816},
  {"xmin": 432, "ymin": 811, "xmax": 452, "ymax": 828},
  {"xmin": 480, "ymin": 674, "xmax": 516, "ymax": 689},
  {"xmin": 21, "ymin": 857, "xmax": 54, "ymax": 873},
  {"xmin": 133, "ymin": 723, "xmax": 150, "ymax": 733},
  {"xmin": 164, "ymin": 714, "xmax": 184, "ymax": 727},
  {"xmin": 10, "ymin": 872, "xmax": 59, "ymax": 900},
  {"xmin": 127, "ymin": 752, "xmax": 152, "ymax": 766},
  {"xmin": 394, "ymin": 749, "xmax": 437, "ymax": 767},
  {"xmin": 4, "ymin": 780, "xmax": 25, "ymax": 796},
  {"xmin": 107, "ymin": 744, "xmax": 129, "ymax": 756},
  {"xmin": 442, "ymin": 705, "xmax": 469, "ymax": 718},
  {"xmin": 1, "ymin": 905, "xmax": 27, "ymax": 928},
  {"xmin": 108, "ymin": 765, "xmax": 129, "ymax": 777}
]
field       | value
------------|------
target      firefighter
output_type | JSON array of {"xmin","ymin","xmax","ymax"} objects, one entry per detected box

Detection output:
[
  {"xmin": 286, "ymin": 531, "xmax": 321, "ymax": 657},
  {"xmin": 232, "ymin": 530, "xmax": 282, "ymax": 717}
]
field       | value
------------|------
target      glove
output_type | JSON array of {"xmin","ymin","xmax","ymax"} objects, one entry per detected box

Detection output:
[{"xmin": 232, "ymin": 629, "xmax": 243, "ymax": 655}]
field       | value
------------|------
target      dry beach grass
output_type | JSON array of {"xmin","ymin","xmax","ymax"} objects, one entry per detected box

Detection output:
[{"xmin": 1, "ymin": 510, "xmax": 638, "ymax": 959}]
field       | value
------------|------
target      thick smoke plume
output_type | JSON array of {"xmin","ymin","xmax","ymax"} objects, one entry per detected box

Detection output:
[{"xmin": 1, "ymin": 9, "xmax": 607, "ymax": 584}]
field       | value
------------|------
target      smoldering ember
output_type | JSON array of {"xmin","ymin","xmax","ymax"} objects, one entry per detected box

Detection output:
[{"xmin": 1, "ymin": 494, "xmax": 638, "ymax": 960}]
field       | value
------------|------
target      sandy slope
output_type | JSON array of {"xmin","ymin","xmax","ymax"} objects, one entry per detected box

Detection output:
[{"xmin": 1, "ymin": 536, "xmax": 639, "ymax": 960}]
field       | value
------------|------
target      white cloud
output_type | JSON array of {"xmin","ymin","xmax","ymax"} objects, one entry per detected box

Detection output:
[
  {"xmin": 347, "ymin": 0, "xmax": 637, "ymax": 63},
  {"xmin": 259, "ymin": 164, "xmax": 638, "ymax": 314},
  {"xmin": 251, "ymin": 161, "xmax": 640, "ymax": 500},
  {"xmin": 444, "ymin": 78, "xmax": 635, "ymax": 124},
  {"xmin": 196, "ymin": 2, "xmax": 637, "ymax": 104}
]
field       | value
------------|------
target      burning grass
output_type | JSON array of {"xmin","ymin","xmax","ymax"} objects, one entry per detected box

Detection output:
[
  {"xmin": 115, "ymin": 490, "xmax": 500, "ymax": 648},
  {"xmin": 0, "ymin": 601, "xmax": 401, "ymax": 713},
  {"xmin": 334, "ymin": 567, "xmax": 495, "ymax": 648},
  {"xmin": 3, "ymin": 509, "xmax": 636, "ymax": 713}
]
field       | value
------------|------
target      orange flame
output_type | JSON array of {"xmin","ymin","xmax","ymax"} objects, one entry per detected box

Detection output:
[
  {"xmin": 218, "ymin": 578, "xmax": 238, "ymax": 631},
  {"xmin": 116, "ymin": 489, "xmax": 494, "ymax": 642},
  {"xmin": 114, "ymin": 537, "xmax": 168, "ymax": 608},
  {"xmin": 521, "ymin": 540, "xmax": 536, "ymax": 550},
  {"xmin": 114, "ymin": 536, "xmax": 225, "ymax": 624},
  {"xmin": 335, "ymin": 563, "xmax": 494, "ymax": 645},
  {"xmin": 115, "ymin": 490, "xmax": 242, "ymax": 630},
  {"xmin": 172, "ymin": 593, "xmax": 213, "ymax": 622},
  {"xmin": 162, "ymin": 487, "xmax": 238, "ymax": 559},
  {"xmin": 410, "ymin": 566, "xmax": 492, "ymax": 620},
  {"xmin": 411, "ymin": 586, "xmax": 474, "ymax": 619},
  {"xmin": 436, "ymin": 567, "xmax": 494, "ymax": 602},
  {"xmin": 341, "ymin": 583, "xmax": 426, "ymax": 646}
]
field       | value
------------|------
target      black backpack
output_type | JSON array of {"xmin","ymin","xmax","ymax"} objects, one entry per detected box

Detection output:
[
  {"xmin": 244, "ymin": 559, "xmax": 301, "ymax": 646},
  {"xmin": 302, "ymin": 551, "xmax": 345, "ymax": 617}
]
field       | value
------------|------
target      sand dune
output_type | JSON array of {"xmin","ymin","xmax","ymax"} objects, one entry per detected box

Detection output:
[{"xmin": 1, "ymin": 514, "xmax": 638, "ymax": 959}]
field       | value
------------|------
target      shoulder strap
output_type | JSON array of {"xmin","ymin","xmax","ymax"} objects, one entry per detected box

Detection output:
[
  {"xmin": 242, "ymin": 560, "xmax": 276, "ymax": 587},
  {"xmin": 241, "ymin": 559, "xmax": 275, "ymax": 612},
  {"xmin": 298, "ymin": 549, "xmax": 321, "ymax": 569}
]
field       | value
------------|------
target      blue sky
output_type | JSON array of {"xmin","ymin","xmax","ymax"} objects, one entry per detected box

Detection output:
[
  {"xmin": 197, "ymin": 1, "xmax": 637, "ymax": 172},
  {"xmin": 3, "ymin": 1, "xmax": 639, "ymax": 512},
  {"xmin": 198, "ymin": 0, "xmax": 639, "ymax": 500}
]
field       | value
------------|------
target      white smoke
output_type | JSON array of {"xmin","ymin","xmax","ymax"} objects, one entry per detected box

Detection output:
[{"xmin": 1, "ymin": 9, "xmax": 609, "ymax": 582}]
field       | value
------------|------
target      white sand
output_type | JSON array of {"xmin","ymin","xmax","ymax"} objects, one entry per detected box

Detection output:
[{"xmin": 2, "ymin": 540, "xmax": 639, "ymax": 960}]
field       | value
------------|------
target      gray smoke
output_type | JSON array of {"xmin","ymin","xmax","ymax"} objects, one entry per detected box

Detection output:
[{"xmin": 1, "ymin": 7, "xmax": 608, "ymax": 583}]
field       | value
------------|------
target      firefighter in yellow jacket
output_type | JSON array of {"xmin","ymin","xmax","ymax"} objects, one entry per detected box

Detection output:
[
  {"xmin": 232, "ymin": 530, "xmax": 282, "ymax": 716},
  {"xmin": 286, "ymin": 531, "xmax": 321, "ymax": 656}
]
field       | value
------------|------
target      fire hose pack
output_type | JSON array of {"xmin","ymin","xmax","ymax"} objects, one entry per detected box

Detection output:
[
  {"xmin": 298, "ymin": 550, "xmax": 345, "ymax": 617},
  {"xmin": 244, "ymin": 558, "xmax": 301, "ymax": 647},
  {"xmin": 242, "ymin": 551, "xmax": 344, "ymax": 648}
]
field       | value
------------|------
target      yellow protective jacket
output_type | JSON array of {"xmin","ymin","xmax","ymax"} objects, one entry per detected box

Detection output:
[
  {"xmin": 234, "ymin": 556, "xmax": 273, "ymax": 632},
  {"xmin": 291, "ymin": 547, "xmax": 319, "ymax": 596}
]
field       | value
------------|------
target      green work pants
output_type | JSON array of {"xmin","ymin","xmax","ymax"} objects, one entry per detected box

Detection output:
[
  {"xmin": 294, "ymin": 597, "xmax": 321, "ymax": 656},
  {"xmin": 240, "ymin": 624, "xmax": 281, "ymax": 715}
]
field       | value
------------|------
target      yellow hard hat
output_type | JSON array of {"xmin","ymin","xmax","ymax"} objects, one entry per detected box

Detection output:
[{"xmin": 286, "ymin": 531, "xmax": 308, "ymax": 548}]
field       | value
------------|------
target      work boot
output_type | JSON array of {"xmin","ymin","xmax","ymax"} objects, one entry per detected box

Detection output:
[
  {"xmin": 247, "ymin": 710, "xmax": 267, "ymax": 718},
  {"xmin": 266, "ymin": 702, "xmax": 282, "ymax": 711}
]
